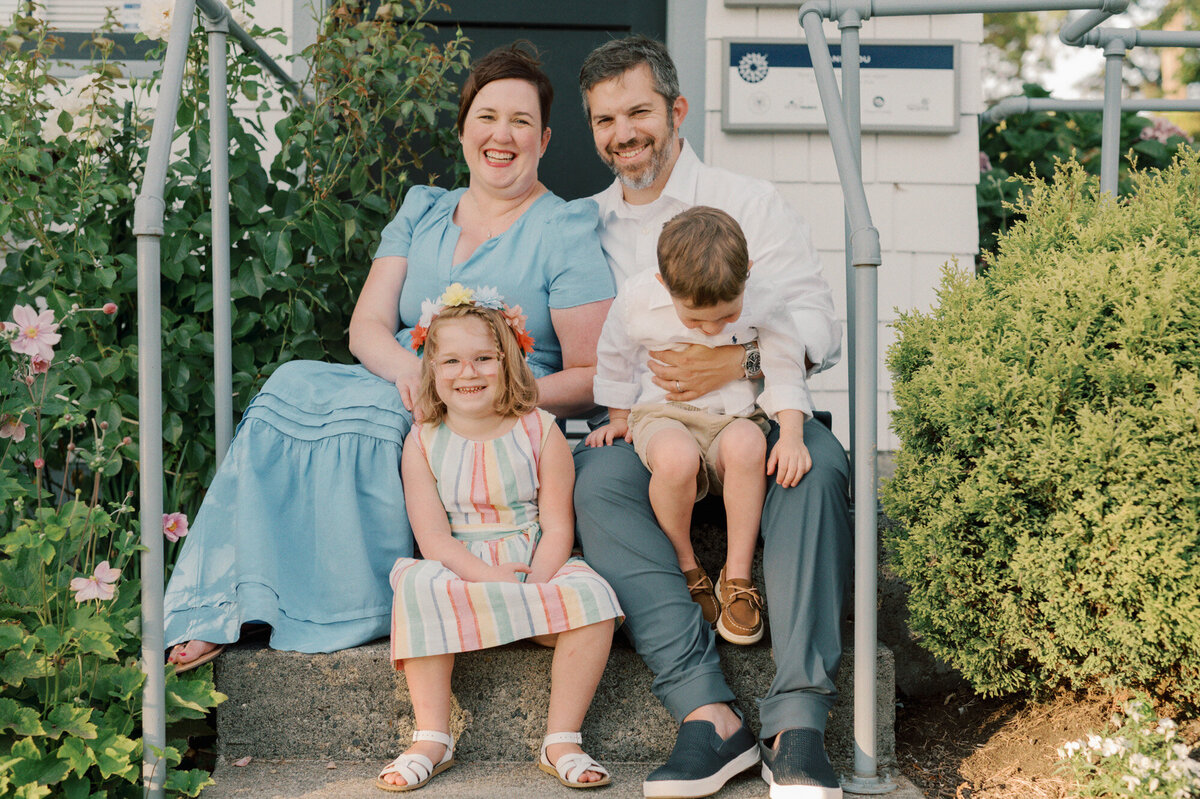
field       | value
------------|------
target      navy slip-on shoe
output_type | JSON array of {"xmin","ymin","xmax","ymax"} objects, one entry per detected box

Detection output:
[
  {"xmin": 759, "ymin": 728, "xmax": 843, "ymax": 799},
  {"xmin": 643, "ymin": 718, "xmax": 760, "ymax": 798}
]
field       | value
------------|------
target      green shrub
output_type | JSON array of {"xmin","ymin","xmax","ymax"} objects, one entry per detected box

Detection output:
[
  {"xmin": 883, "ymin": 150, "xmax": 1200, "ymax": 704},
  {"xmin": 1, "ymin": 304, "xmax": 224, "ymax": 798},
  {"xmin": 0, "ymin": 0, "xmax": 467, "ymax": 517},
  {"xmin": 978, "ymin": 83, "xmax": 1194, "ymax": 257}
]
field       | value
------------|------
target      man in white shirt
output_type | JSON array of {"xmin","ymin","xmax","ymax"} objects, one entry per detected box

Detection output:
[{"xmin": 572, "ymin": 36, "xmax": 850, "ymax": 799}]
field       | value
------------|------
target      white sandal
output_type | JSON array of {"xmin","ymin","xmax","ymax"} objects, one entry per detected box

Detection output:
[
  {"xmin": 537, "ymin": 731, "xmax": 612, "ymax": 789},
  {"xmin": 375, "ymin": 730, "xmax": 455, "ymax": 792}
]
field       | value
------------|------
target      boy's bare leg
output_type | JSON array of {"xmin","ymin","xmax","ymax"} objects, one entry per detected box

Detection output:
[
  {"xmin": 645, "ymin": 428, "xmax": 703, "ymax": 571},
  {"xmin": 713, "ymin": 420, "xmax": 768, "ymax": 581},
  {"xmin": 381, "ymin": 653, "xmax": 455, "ymax": 787},
  {"xmin": 532, "ymin": 620, "xmax": 616, "ymax": 782}
]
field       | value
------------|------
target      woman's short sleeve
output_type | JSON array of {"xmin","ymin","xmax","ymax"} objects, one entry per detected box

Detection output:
[
  {"xmin": 373, "ymin": 185, "xmax": 445, "ymax": 260},
  {"xmin": 544, "ymin": 198, "xmax": 616, "ymax": 309}
]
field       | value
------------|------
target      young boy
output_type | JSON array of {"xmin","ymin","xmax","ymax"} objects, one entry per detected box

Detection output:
[{"xmin": 585, "ymin": 206, "xmax": 813, "ymax": 645}]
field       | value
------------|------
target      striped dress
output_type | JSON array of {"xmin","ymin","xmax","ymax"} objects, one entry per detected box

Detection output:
[{"xmin": 389, "ymin": 408, "xmax": 622, "ymax": 666}]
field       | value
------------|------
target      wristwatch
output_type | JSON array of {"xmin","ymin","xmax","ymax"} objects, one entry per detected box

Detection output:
[{"xmin": 740, "ymin": 341, "xmax": 762, "ymax": 379}]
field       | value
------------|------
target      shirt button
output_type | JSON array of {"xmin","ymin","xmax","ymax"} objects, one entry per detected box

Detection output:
[{"xmin": 641, "ymin": 228, "xmax": 649, "ymax": 234}]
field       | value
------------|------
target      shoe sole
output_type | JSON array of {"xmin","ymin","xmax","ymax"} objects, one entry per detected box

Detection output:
[
  {"xmin": 642, "ymin": 744, "xmax": 760, "ymax": 798},
  {"xmin": 761, "ymin": 763, "xmax": 843, "ymax": 799},
  {"xmin": 716, "ymin": 616, "xmax": 764, "ymax": 645}
]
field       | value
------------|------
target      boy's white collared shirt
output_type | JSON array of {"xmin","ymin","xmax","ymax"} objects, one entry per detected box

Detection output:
[
  {"xmin": 592, "ymin": 139, "xmax": 842, "ymax": 377},
  {"xmin": 594, "ymin": 268, "xmax": 814, "ymax": 419}
]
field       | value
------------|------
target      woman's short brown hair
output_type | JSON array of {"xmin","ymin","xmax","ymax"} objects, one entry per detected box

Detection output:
[
  {"xmin": 414, "ymin": 304, "xmax": 539, "ymax": 425},
  {"xmin": 456, "ymin": 43, "xmax": 554, "ymax": 134},
  {"xmin": 657, "ymin": 206, "xmax": 750, "ymax": 307}
]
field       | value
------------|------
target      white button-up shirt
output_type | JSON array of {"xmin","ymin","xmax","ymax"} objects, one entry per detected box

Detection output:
[
  {"xmin": 593, "ymin": 140, "xmax": 841, "ymax": 376},
  {"xmin": 593, "ymin": 269, "xmax": 814, "ymax": 419}
]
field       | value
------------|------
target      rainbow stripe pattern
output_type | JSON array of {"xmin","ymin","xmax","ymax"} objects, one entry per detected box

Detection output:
[{"xmin": 389, "ymin": 409, "xmax": 622, "ymax": 666}]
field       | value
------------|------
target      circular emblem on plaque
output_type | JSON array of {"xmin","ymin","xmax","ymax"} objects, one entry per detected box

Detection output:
[{"xmin": 737, "ymin": 51, "xmax": 769, "ymax": 84}]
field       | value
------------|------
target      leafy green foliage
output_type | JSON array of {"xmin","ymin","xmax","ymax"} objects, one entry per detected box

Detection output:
[
  {"xmin": 977, "ymin": 84, "xmax": 1194, "ymax": 257},
  {"xmin": 0, "ymin": 0, "xmax": 468, "ymax": 516},
  {"xmin": 0, "ymin": 325, "xmax": 224, "ymax": 795},
  {"xmin": 884, "ymin": 151, "xmax": 1200, "ymax": 704}
]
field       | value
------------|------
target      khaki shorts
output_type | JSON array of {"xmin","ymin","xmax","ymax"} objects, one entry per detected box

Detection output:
[{"xmin": 630, "ymin": 402, "xmax": 770, "ymax": 501}]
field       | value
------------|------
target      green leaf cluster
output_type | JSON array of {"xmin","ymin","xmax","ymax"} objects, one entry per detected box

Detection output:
[
  {"xmin": 884, "ymin": 150, "xmax": 1200, "ymax": 704},
  {"xmin": 0, "ymin": 0, "xmax": 468, "ymax": 518},
  {"xmin": 977, "ymin": 84, "xmax": 1194, "ymax": 257},
  {"xmin": 0, "ymin": 498, "xmax": 225, "ymax": 797}
]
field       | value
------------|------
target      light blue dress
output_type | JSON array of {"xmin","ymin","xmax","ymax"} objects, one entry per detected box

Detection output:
[{"xmin": 162, "ymin": 186, "xmax": 615, "ymax": 653}]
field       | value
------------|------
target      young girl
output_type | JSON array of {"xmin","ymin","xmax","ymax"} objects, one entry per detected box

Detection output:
[{"xmin": 376, "ymin": 287, "xmax": 623, "ymax": 793}]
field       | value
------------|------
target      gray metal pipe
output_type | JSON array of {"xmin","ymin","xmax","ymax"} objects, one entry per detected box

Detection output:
[
  {"xmin": 1060, "ymin": 5, "xmax": 1127, "ymax": 44},
  {"xmin": 1101, "ymin": 38, "xmax": 1126, "ymax": 195},
  {"xmin": 868, "ymin": 0, "xmax": 1124, "ymax": 17},
  {"xmin": 981, "ymin": 96, "xmax": 1200, "ymax": 125},
  {"xmin": 195, "ymin": 0, "xmax": 310, "ymax": 101},
  {"xmin": 134, "ymin": 1, "xmax": 199, "ymax": 794},
  {"xmin": 205, "ymin": 13, "xmax": 234, "ymax": 462},
  {"xmin": 841, "ymin": 10, "xmax": 862, "ymax": 496},
  {"xmin": 799, "ymin": 4, "xmax": 887, "ymax": 793}
]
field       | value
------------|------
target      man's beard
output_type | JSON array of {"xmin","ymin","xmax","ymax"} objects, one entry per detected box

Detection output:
[{"xmin": 602, "ymin": 112, "xmax": 676, "ymax": 191}]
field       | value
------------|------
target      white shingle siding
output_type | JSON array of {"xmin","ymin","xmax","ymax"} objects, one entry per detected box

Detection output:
[{"xmin": 703, "ymin": 7, "xmax": 983, "ymax": 450}]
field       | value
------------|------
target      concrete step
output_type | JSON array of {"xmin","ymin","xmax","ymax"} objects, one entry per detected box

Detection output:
[
  {"xmin": 200, "ymin": 759, "xmax": 923, "ymax": 798},
  {"xmin": 212, "ymin": 638, "xmax": 894, "ymax": 772}
]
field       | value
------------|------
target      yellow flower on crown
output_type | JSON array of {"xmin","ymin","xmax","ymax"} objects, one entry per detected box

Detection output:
[{"xmin": 439, "ymin": 283, "xmax": 474, "ymax": 307}]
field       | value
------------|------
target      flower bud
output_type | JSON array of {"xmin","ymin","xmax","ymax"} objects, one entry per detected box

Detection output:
[
  {"xmin": 99, "ymin": 421, "xmax": 108, "ymax": 430},
  {"xmin": 34, "ymin": 458, "xmax": 44, "ymax": 469},
  {"xmin": 122, "ymin": 436, "xmax": 132, "ymax": 446},
  {"xmin": 103, "ymin": 302, "xmax": 117, "ymax": 315}
]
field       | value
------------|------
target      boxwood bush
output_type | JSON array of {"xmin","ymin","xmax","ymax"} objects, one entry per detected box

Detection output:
[{"xmin": 883, "ymin": 150, "xmax": 1200, "ymax": 704}]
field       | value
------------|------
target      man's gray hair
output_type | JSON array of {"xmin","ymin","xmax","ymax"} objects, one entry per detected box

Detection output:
[{"xmin": 578, "ymin": 35, "xmax": 680, "ymax": 118}]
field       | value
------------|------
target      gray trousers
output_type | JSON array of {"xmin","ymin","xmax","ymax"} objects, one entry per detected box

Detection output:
[{"xmin": 573, "ymin": 416, "xmax": 852, "ymax": 739}]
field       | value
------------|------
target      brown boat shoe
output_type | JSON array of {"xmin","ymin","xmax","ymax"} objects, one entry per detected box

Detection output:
[
  {"xmin": 716, "ymin": 568, "xmax": 764, "ymax": 645},
  {"xmin": 682, "ymin": 566, "xmax": 720, "ymax": 626}
]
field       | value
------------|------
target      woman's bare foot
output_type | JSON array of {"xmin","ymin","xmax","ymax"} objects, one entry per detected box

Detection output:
[
  {"xmin": 379, "ymin": 740, "xmax": 449, "ymax": 787},
  {"xmin": 167, "ymin": 640, "xmax": 220, "ymax": 668},
  {"xmin": 544, "ymin": 742, "xmax": 606, "ymax": 783}
]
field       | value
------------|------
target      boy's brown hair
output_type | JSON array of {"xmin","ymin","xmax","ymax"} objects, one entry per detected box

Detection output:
[
  {"xmin": 414, "ymin": 305, "xmax": 539, "ymax": 425},
  {"xmin": 656, "ymin": 206, "xmax": 749, "ymax": 307}
]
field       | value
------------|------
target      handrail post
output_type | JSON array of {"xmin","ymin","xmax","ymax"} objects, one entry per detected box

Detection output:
[
  {"xmin": 203, "ymin": 5, "xmax": 234, "ymax": 461},
  {"xmin": 799, "ymin": 3, "xmax": 888, "ymax": 793},
  {"xmin": 840, "ymin": 8, "xmax": 863, "ymax": 492},
  {"xmin": 1100, "ymin": 36, "xmax": 1126, "ymax": 195},
  {"xmin": 135, "ymin": 3, "xmax": 200, "ymax": 795}
]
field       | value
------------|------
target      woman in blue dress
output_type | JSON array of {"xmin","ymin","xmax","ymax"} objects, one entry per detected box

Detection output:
[{"xmin": 163, "ymin": 44, "xmax": 614, "ymax": 670}]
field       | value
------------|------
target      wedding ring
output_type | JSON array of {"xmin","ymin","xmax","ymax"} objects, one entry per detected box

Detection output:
[{"xmin": 675, "ymin": 381, "xmax": 681, "ymax": 393}]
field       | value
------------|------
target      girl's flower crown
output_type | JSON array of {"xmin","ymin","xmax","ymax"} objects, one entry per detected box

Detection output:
[{"xmin": 410, "ymin": 284, "xmax": 534, "ymax": 357}]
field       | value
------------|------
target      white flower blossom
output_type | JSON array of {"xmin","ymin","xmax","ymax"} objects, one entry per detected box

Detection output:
[
  {"xmin": 1122, "ymin": 774, "xmax": 1141, "ymax": 790},
  {"xmin": 140, "ymin": 0, "xmax": 174, "ymax": 41},
  {"xmin": 41, "ymin": 113, "xmax": 67, "ymax": 143},
  {"xmin": 1087, "ymin": 734, "xmax": 1103, "ymax": 750},
  {"xmin": 1063, "ymin": 740, "xmax": 1082, "ymax": 757}
]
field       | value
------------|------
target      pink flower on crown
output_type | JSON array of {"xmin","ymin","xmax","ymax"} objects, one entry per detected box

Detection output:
[{"xmin": 8, "ymin": 304, "xmax": 61, "ymax": 362}]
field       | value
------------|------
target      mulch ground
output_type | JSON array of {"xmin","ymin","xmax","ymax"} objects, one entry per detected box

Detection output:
[{"xmin": 895, "ymin": 688, "xmax": 1200, "ymax": 798}]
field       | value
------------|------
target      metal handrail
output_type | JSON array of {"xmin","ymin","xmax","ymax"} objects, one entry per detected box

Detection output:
[
  {"xmin": 795, "ymin": 0, "xmax": 1197, "ymax": 794},
  {"xmin": 133, "ymin": 2, "xmax": 307, "ymax": 795}
]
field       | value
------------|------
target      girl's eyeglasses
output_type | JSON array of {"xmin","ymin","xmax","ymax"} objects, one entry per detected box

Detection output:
[{"xmin": 433, "ymin": 353, "xmax": 503, "ymax": 377}]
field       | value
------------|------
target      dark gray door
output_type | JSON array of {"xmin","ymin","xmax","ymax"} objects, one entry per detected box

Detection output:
[{"xmin": 423, "ymin": 1, "xmax": 667, "ymax": 200}]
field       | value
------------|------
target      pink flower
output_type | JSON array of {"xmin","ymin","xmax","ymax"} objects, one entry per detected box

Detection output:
[
  {"xmin": 70, "ymin": 560, "xmax": 120, "ymax": 602},
  {"xmin": 30, "ymin": 354, "xmax": 52, "ymax": 374},
  {"xmin": 163, "ymin": 512, "xmax": 189, "ymax": 542},
  {"xmin": 33, "ymin": 458, "xmax": 44, "ymax": 469},
  {"xmin": 102, "ymin": 303, "xmax": 117, "ymax": 315},
  {"xmin": 8, "ymin": 304, "xmax": 61, "ymax": 362},
  {"xmin": 0, "ymin": 415, "xmax": 26, "ymax": 443}
]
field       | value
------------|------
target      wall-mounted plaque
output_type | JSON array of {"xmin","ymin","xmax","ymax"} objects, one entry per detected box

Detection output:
[{"xmin": 722, "ymin": 38, "xmax": 960, "ymax": 134}]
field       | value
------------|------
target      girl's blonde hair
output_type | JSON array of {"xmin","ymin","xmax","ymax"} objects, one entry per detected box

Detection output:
[{"xmin": 414, "ymin": 304, "xmax": 539, "ymax": 425}]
